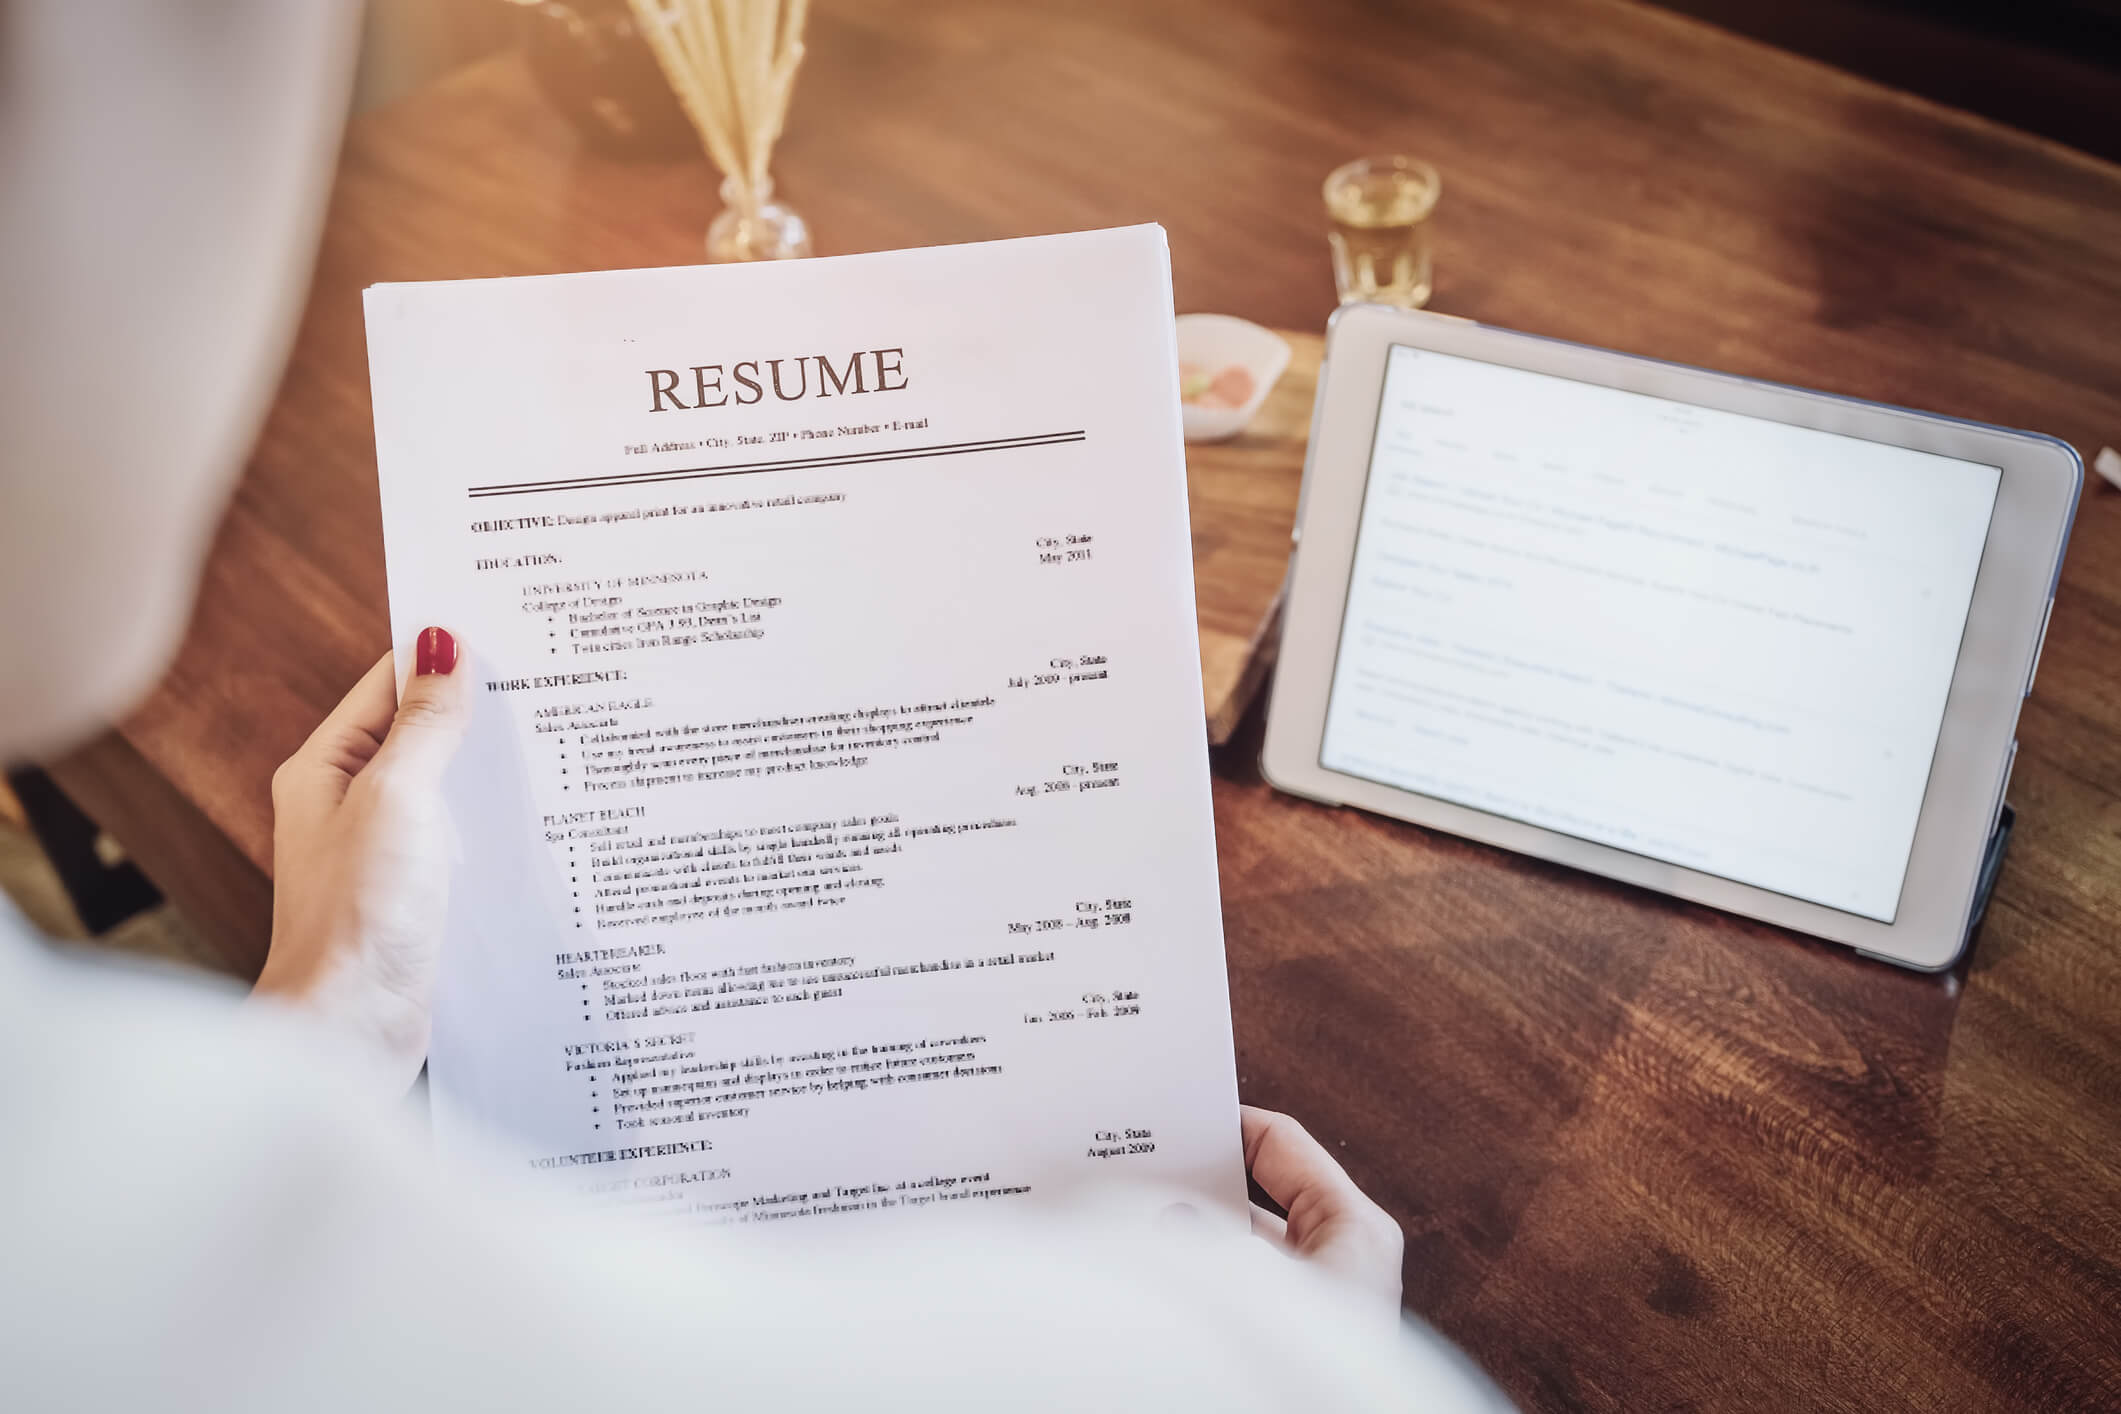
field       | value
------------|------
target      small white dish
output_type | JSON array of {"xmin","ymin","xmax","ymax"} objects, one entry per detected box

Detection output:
[{"xmin": 1176, "ymin": 313, "xmax": 1291, "ymax": 443}]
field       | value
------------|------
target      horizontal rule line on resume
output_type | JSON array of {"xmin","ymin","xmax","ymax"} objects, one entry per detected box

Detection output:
[{"xmin": 465, "ymin": 430, "xmax": 1089, "ymax": 499}]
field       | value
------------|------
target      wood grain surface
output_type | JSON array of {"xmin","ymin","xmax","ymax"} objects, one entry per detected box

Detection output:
[
  {"xmin": 42, "ymin": 1, "xmax": 2121, "ymax": 1409},
  {"xmin": 1189, "ymin": 331, "xmax": 1318, "ymax": 743}
]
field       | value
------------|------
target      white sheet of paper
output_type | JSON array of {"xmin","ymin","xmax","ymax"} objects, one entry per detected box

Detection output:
[{"xmin": 366, "ymin": 227, "xmax": 1245, "ymax": 1229}]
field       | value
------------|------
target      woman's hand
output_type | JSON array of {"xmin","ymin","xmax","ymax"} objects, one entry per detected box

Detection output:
[
  {"xmin": 1242, "ymin": 1105, "xmax": 1406, "ymax": 1316},
  {"xmin": 252, "ymin": 629, "xmax": 469, "ymax": 1093}
]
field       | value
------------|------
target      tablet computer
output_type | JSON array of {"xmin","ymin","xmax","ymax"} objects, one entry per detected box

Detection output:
[{"xmin": 1262, "ymin": 304, "xmax": 2081, "ymax": 970}]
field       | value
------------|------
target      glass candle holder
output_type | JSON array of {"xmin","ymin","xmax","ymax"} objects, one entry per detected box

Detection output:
[
  {"xmin": 1324, "ymin": 155, "xmax": 1441, "ymax": 308},
  {"xmin": 706, "ymin": 175, "xmax": 812, "ymax": 262}
]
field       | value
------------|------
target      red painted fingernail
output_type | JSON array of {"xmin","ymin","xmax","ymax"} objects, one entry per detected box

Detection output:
[{"xmin": 414, "ymin": 626, "xmax": 458, "ymax": 677}]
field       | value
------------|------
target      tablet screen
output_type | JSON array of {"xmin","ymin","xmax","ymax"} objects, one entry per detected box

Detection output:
[{"xmin": 1319, "ymin": 345, "xmax": 2002, "ymax": 922}]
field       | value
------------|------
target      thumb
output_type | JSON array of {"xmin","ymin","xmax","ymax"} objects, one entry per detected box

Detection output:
[{"xmin": 372, "ymin": 626, "xmax": 472, "ymax": 781}]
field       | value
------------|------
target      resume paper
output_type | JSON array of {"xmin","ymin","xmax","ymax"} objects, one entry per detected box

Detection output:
[{"xmin": 366, "ymin": 228, "xmax": 1244, "ymax": 1227}]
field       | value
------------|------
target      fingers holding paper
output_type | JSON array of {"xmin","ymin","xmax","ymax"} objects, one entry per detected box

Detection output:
[
  {"xmin": 254, "ymin": 632, "xmax": 472, "ymax": 1093},
  {"xmin": 1241, "ymin": 1104, "xmax": 1406, "ymax": 1315}
]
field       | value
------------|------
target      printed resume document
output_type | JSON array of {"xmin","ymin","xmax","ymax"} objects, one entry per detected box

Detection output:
[{"xmin": 366, "ymin": 227, "xmax": 1245, "ymax": 1229}]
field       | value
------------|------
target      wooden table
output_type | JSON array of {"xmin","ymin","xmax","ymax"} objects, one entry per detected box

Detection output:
[{"xmin": 49, "ymin": 1, "xmax": 2121, "ymax": 1408}]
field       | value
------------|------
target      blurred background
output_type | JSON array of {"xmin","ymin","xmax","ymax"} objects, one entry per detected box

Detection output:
[
  {"xmin": 349, "ymin": 0, "xmax": 2121, "ymax": 154},
  {"xmin": 353, "ymin": 0, "xmax": 507, "ymax": 113}
]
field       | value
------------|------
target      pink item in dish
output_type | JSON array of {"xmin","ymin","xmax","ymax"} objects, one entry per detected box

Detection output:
[{"xmin": 1180, "ymin": 362, "xmax": 1257, "ymax": 410}]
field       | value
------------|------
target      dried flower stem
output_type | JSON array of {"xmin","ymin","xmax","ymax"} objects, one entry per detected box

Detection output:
[{"xmin": 628, "ymin": 0, "xmax": 809, "ymax": 213}]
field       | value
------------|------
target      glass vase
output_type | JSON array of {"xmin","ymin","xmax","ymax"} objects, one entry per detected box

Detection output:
[{"xmin": 706, "ymin": 175, "xmax": 812, "ymax": 262}]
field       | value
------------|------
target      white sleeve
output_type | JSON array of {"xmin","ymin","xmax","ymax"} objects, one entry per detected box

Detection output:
[{"xmin": 0, "ymin": 928, "xmax": 1511, "ymax": 1412}]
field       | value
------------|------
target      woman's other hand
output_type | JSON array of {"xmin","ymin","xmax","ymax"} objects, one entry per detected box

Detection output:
[
  {"xmin": 1242, "ymin": 1104, "xmax": 1406, "ymax": 1316},
  {"xmin": 253, "ymin": 630, "xmax": 469, "ymax": 1092}
]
